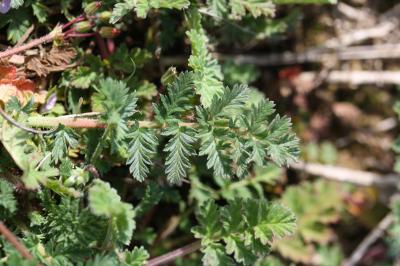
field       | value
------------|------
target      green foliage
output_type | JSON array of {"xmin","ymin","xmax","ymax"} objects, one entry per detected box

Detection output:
[
  {"xmin": 88, "ymin": 180, "xmax": 136, "ymax": 245},
  {"xmin": 0, "ymin": 117, "xmax": 58, "ymax": 189},
  {"xmin": 303, "ymin": 141, "xmax": 338, "ymax": 165},
  {"xmin": 0, "ymin": 0, "xmax": 342, "ymax": 264},
  {"xmin": 124, "ymin": 247, "xmax": 150, "ymax": 266},
  {"xmin": 50, "ymin": 127, "xmax": 79, "ymax": 163},
  {"xmin": 222, "ymin": 60, "xmax": 260, "ymax": 86},
  {"xmin": 127, "ymin": 127, "xmax": 158, "ymax": 182},
  {"xmin": 154, "ymin": 71, "xmax": 195, "ymax": 122},
  {"xmin": 186, "ymin": 10, "xmax": 224, "ymax": 107},
  {"xmin": 275, "ymin": 0, "xmax": 336, "ymax": 3},
  {"xmin": 163, "ymin": 126, "xmax": 197, "ymax": 184},
  {"xmin": 275, "ymin": 180, "xmax": 344, "ymax": 264},
  {"xmin": 111, "ymin": 0, "xmax": 190, "ymax": 22},
  {"xmin": 3, "ymin": 8, "xmax": 31, "ymax": 43},
  {"xmin": 11, "ymin": 0, "xmax": 24, "ymax": 8},
  {"xmin": 39, "ymin": 193, "xmax": 107, "ymax": 258},
  {"xmin": 193, "ymin": 199, "xmax": 296, "ymax": 265},
  {"xmin": 230, "ymin": 0, "xmax": 276, "ymax": 19},
  {"xmin": 0, "ymin": 180, "xmax": 17, "ymax": 219},
  {"xmin": 93, "ymin": 78, "xmax": 138, "ymax": 156}
]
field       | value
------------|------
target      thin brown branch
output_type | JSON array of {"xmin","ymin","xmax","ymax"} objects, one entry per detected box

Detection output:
[
  {"xmin": 146, "ymin": 240, "xmax": 201, "ymax": 266},
  {"xmin": 160, "ymin": 43, "xmax": 400, "ymax": 67},
  {"xmin": 0, "ymin": 222, "xmax": 34, "ymax": 261},
  {"xmin": 326, "ymin": 3, "xmax": 400, "ymax": 48},
  {"xmin": 290, "ymin": 161, "xmax": 398, "ymax": 188},
  {"xmin": 337, "ymin": 2, "xmax": 373, "ymax": 22},
  {"xmin": 15, "ymin": 25, "xmax": 35, "ymax": 47},
  {"xmin": 27, "ymin": 116, "xmax": 106, "ymax": 129},
  {"xmin": 26, "ymin": 115, "xmax": 196, "ymax": 129},
  {"xmin": 298, "ymin": 71, "xmax": 400, "ymax": 86},
  {"xmin": 343, "ymin": 213, "xmax": 394, "ymax": 266},
  {"xmin": 0, "ymin": 26, "xmax": 62, "ymax": 59}
]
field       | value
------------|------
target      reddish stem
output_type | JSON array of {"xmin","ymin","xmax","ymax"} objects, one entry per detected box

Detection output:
[
  {"xmin": 66, "ymin": 33, "xmax": 96, "ymax": 38},
  {"xmin": 0, "ymin": 31, "xmax": 58, "ymax": 59},
  {"xmin": 146, "ymin": 241, "xmax": 201, "ymax": 266},
  {"xmin": 95, "ymin": 33, "xmax": 109, "ymax": 59},
  {"xmin": 0, "ymin": 222, "xmax": 34, "ymax": 261},
  {"xmin": 28, "ymin": 117, "xmax": 106, "ymax": 129},
  {"xmin": 107, "ymin": 38, "xmax": 115, "ymax": 54},
  {"xmin": 62, "ymin": 14, "xmax": 85, "ymax": 30}
]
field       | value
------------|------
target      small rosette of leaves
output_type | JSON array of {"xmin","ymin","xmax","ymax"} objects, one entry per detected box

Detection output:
[{"xmin": 192, "ymin": 198, "xmax": 296, "ymax": 265}]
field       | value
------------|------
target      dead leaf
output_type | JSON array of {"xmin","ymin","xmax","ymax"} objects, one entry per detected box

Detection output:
[
  {"xmin": 0, "ymin": 65, "xmax": 45, "ymax": 104},
  {"xmin": 8, "ymin": 54, "xmax": 25, "ymax": 65},
  {"xmin": 0, "ymin": 65, "xmax": 16, "ymax": 80},
  {"xmin": 26, "ymin": 46, "xmax": 77, "ymax": 76}
]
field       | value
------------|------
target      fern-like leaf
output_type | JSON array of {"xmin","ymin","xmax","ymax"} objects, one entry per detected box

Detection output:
[
  {"xmin": 127, "ymin": 127, "xmax": 158, "ymax": 182},
  {"xmin": 186, "ymin": 11, "xmax": 224, "ymax": 107},
  {"xmin": 264, "ymin": 115, "xmax": 300, "ymax": 166},
  {"xmin": 51, "ymin": 127, "xmax": 79, "ymax": 164},
  {"xmin": 154, "ymin": 71, "xmax": 194, "ymax": 122},
  {"xmin": 94, "ymin": 78, "xmax": 138, "ymax": 153},
  {"xmin": 209, "ymin": 84, "xmax": 249, "ymax": 118},
  {"xmin": 111, "ymin": 0, "xmax": 190, "ymax": 22},
  {"xmin": 198, "ymin": 128, "xmax": 232, "ymax": 178},
  {"xmin": 193, "ymin": 199, "xmax": 296, "ymax": 265},
  {"xmin": 163, "ymin": 126, "xmax": 197, "ymax": 184},
  {"xmin": 0, "ymin": 180, "xmax": 17, "ymax": 219},
  {"xmin": 230, "ymin": 0, "xmax": 276, "ymax": 19}
]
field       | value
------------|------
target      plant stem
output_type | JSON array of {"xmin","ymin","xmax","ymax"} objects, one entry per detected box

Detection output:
[
  {"xmin": 90, "ymin": 126, "xmax": 109, "ymax": 163},
  {"xmin": 0, "ymin": 106, "xmax": 57, "ymax": 134},
  {"xmin": 95, "ymin": 33, "xmax": 109, "ymax": 59},
  {"xmin": 0, "ymin": 222, "xmax": 34, "ymax": 261},
  {"xmin": 27, "ymin": 116, "xmax": 106, "ymax": 129},
  {"xmin": 344, "ymin": 213, "xmax": 394, "ymax": 266},
  {"xmin": 0, "ymin": 27, "xmax": 62, "ymax": 59},
  {"xmin": 26, "ymin": 115, "xmax": 196, "ymax": 129},
  {"xmin": 66, "ymin": 33, "xmax": 96, "ymax": 38},
  {"xmin": 146, "ymin": 240, "xmax": 201, "ymax": 266},
  {"xmin": 62, "ymin": 14, "xmax": 85, "ymax": 30}
]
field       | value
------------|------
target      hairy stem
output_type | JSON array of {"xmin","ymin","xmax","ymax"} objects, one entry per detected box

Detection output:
[
  {"xmin": 27, "ymin": 116, "xmax": 106, "ymax": 129},
  {"xmin": 0, "ymin": 27, "xmax": 62, "ymax": 59},
  {"xmin": 146, "ymin": 240, "xmax": 201, "ymax": 266},
  {"xmin": 0, "ymin": 106, "xmax": 57, "ymax": 134},
  {"xmin": 26, "ymin": 115, "xmax": 195, "ymax": 129},
  {"xmin": 0, "ymin": 222, "xmax": 34, "ymax": 261}
]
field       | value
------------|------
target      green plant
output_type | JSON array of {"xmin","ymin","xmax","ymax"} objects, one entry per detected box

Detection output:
[
  {"xmin": 0, "ymin": 0, "xmax": 336, "ymax": 265},
  {"xmin": 274, "ymin": 180, "xmax": 345, "ymax": 265}
]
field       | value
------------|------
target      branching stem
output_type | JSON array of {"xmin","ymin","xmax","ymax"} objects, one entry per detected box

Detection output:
[
  {"xmin": 146, "ymin": 240, "xmax": 201, "ymax": 266},
  {"xmin": 0, "ymin": 28, "xmax": 61, "ymax": 59}
]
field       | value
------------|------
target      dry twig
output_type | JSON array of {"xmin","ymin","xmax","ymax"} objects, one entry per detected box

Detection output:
[
  {"xmin": 297, "ymin": 71, "xmax": 400, "ymax": 86},
  {"xmin": 146, "ymin": 241, "xmax": 201, "ymax": 266},
  {"xmin": 161, "ymin": 43, "xmax": 400, "ymax": 67},
  {"xmin": 290, "ymin": 161, "xmax": 398, "ymax": 188},
  {"xmin": 343, "ymin": 213, "xmax": 394, "ymax": 266},
  {"xmin": 0, "ymin": 222, "xmax": 34, "ymax": 261},
  {"xmin": 326, "ymin": 3, "xmax": 400, "ymax": 48}
]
